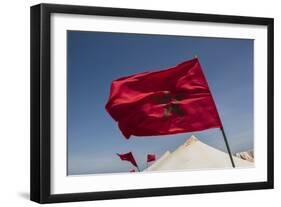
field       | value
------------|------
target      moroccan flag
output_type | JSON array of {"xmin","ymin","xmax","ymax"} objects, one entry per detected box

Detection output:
[
  {"xmin": 117, "ymin": 152, "xmax": 138, "ymax": 167},
  {"xmin": 147, "ymin": 153, "xmax": 156, "ymax": 162},
  {"xmin": 106, "ymin": 58, "xmax": 222, "ymax": 139}
]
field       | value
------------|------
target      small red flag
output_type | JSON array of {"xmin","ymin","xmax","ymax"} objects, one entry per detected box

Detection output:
[
  {"xmin": 130, "ymin": 168, "xmax": 136, "ymax": 172},
  {"xmin": 106, "ymin": 58, "xmax": 222, "ymax": 139},
  {"xmin": 117, "ymin": 152, "xmax": 138, "ymax": 167},
  {"xmin": 147, "ymin": 153, "xmax": 156, "ymax": 162}
]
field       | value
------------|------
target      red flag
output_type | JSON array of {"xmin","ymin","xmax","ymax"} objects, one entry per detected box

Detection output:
[
  {"xmin": 147, "ymin": 153, "xmax": 156, "ymax": 162},
  {"xmin": 117, "ymin": 152, "xmax": 138, "ymax": 167},
  {"xmin": 106, "ymin": 58, "xmax": 222, "ymax": 139},
  {"xmin": 130, "ymin": 168, "xmax": 136, "ymax": 172}
]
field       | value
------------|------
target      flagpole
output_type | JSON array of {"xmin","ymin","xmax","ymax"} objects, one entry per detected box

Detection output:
[
  {"xmin": 193, "ymin": 56, "xmax": 234, "ymax": 168},
  {"xmin": 220, "ymin": 127, "xmax": 235, "ymax": 168}
]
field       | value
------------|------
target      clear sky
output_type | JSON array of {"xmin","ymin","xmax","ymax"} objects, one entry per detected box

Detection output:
[{"xmin": 67, "ymin": 31, "xmax": 253, "ymax": 175}]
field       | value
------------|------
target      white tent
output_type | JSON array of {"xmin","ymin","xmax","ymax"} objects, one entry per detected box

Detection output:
[{"xmin": 145, "ymin": 135, "xmax": 253, "ymax": 172}]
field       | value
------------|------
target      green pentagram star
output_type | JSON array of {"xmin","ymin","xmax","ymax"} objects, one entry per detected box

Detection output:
[{"xmin": 152, "ymin": 91, "xmax": 185, "ymax": 118}]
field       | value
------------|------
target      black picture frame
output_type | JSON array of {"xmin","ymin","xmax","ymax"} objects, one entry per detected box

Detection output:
[{"xmin": 30, "ymin": 3, "xmax": 274, "ymax": 204}]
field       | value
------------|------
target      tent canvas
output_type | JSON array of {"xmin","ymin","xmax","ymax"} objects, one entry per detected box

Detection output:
[{"xmin": 145, "ymin": 135, "xmax": 253, "ymax": 172}]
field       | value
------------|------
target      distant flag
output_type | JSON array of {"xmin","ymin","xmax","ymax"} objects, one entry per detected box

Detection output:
[
  {"xmin": 106, "ymin": 58, "xmax": 222, "ymax": 139},
  {"xmin": 130, "ymin": 168, "xmax": 136, "ymax": 172},
  {"xmin": 147, "ymin": 153, "xmax": 156, "ymax": 162},
  {"xmin": 117, "ymin": 152, "xmax": 139, "ymax": 170}
]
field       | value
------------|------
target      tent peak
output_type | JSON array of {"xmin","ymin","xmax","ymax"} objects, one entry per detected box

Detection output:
[{"xmin": 184, "ymin": 135, "xmax": 198, "ymax": 147}]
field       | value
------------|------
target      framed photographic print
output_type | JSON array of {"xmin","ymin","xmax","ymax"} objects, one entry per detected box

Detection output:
[{"xmin": 30, "ymin": 3, "xmax": 274, "ymax": 203}]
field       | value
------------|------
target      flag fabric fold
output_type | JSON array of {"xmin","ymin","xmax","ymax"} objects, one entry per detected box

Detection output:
[
  {"xmin": 117, "ymin": 152, "xmax": 138, "ymax": 167},
  {"xmin": 106, "ymin": 58, "xmax": 222, "ymax": 139}
]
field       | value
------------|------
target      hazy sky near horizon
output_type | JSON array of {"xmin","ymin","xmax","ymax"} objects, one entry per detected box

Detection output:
[{"xmin": 67, "ymin": 31, "xmax": 253, "ymax": 175}]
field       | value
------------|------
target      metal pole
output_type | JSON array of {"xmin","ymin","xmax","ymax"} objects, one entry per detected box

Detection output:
[{"xmin": 220, "ymin": 127, "xmax": 235, "ymax": 168}]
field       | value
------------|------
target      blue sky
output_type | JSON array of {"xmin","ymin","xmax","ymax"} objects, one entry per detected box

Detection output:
[{"xmin": 67, "ymin": 31, "xmax": 253, "ymax": 175}]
